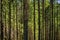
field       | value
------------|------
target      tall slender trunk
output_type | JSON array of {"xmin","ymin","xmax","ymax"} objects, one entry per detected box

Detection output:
[
  {"xmin": 49, "ymin": 0, "xmax": 54, "ymax": 40},
  {"xmin": 33, "ymin": 0, "xmax": 36, "ymax": 40},
  {"xmin": 38, "ymin": 0, "xmax": 40, "ymax": 40},
  {"xmin": 45, "ymin": 9, "xmax": 49, "ymax": 40},
  {"xmin": 0, "ymin": 0, "xmax": 4, "ymax": 40},
  {"xmin": 45, "ymin": 1, "xmax": 49, "ymax": 40},
  {"xmin": 8, "ymin": 0, "xmax": 11, "ymax": 40},
  {"xmin": 16, "ymin": 0, "xmax": 18, "ymax": 40},
  {"xmin": 56, "ymin": 2, "xmax": 59, "ymax": 40},
  {"xmin": 23, "ymin": 0, "xmax": 29, "ymax": 40},
  {"xmin": 42, "ymin": 0, "xmax": 45, "ymax": 40}
]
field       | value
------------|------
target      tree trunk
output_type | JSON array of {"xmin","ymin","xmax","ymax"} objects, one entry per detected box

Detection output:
[
  {"xmin": 0, "ymin": 0, "xmax": 4, "ymax": 40},
  {"xmin": 23, "ymin": 0, "xmax": 29, "ymax": 40},
  {"xmin": 49, "ymin": 0, "xmax": 54, "ymax": 40},
  {"xmin": 42, "ymin": 0, "xmax": 45, "ymax": 40},
  {"xmin": 33, "ymin": 0, "xmax": 36, "ymax": 40},
  {"xmin": 8, "ymin": 0, "xmax": 11, "ymax": 40},
  {"xmin": 38, "ymin": 0, "xmax": 40, "ymax": 40}
]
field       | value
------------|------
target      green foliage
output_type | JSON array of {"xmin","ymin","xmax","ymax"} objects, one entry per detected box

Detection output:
[{"xmin": 0, "ymin": 0, "xmax": 60, "ymax": 40}]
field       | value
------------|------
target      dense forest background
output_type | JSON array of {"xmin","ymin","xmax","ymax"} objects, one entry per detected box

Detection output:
[{"xmin": 0, "ymin": 0, "xmax": 60, "ymax": 40}]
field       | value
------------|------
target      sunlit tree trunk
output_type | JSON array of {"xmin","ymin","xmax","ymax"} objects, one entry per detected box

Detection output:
[{"xmin": 28, "ymin": 27, "xmax": 34, "ymax": 40}]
